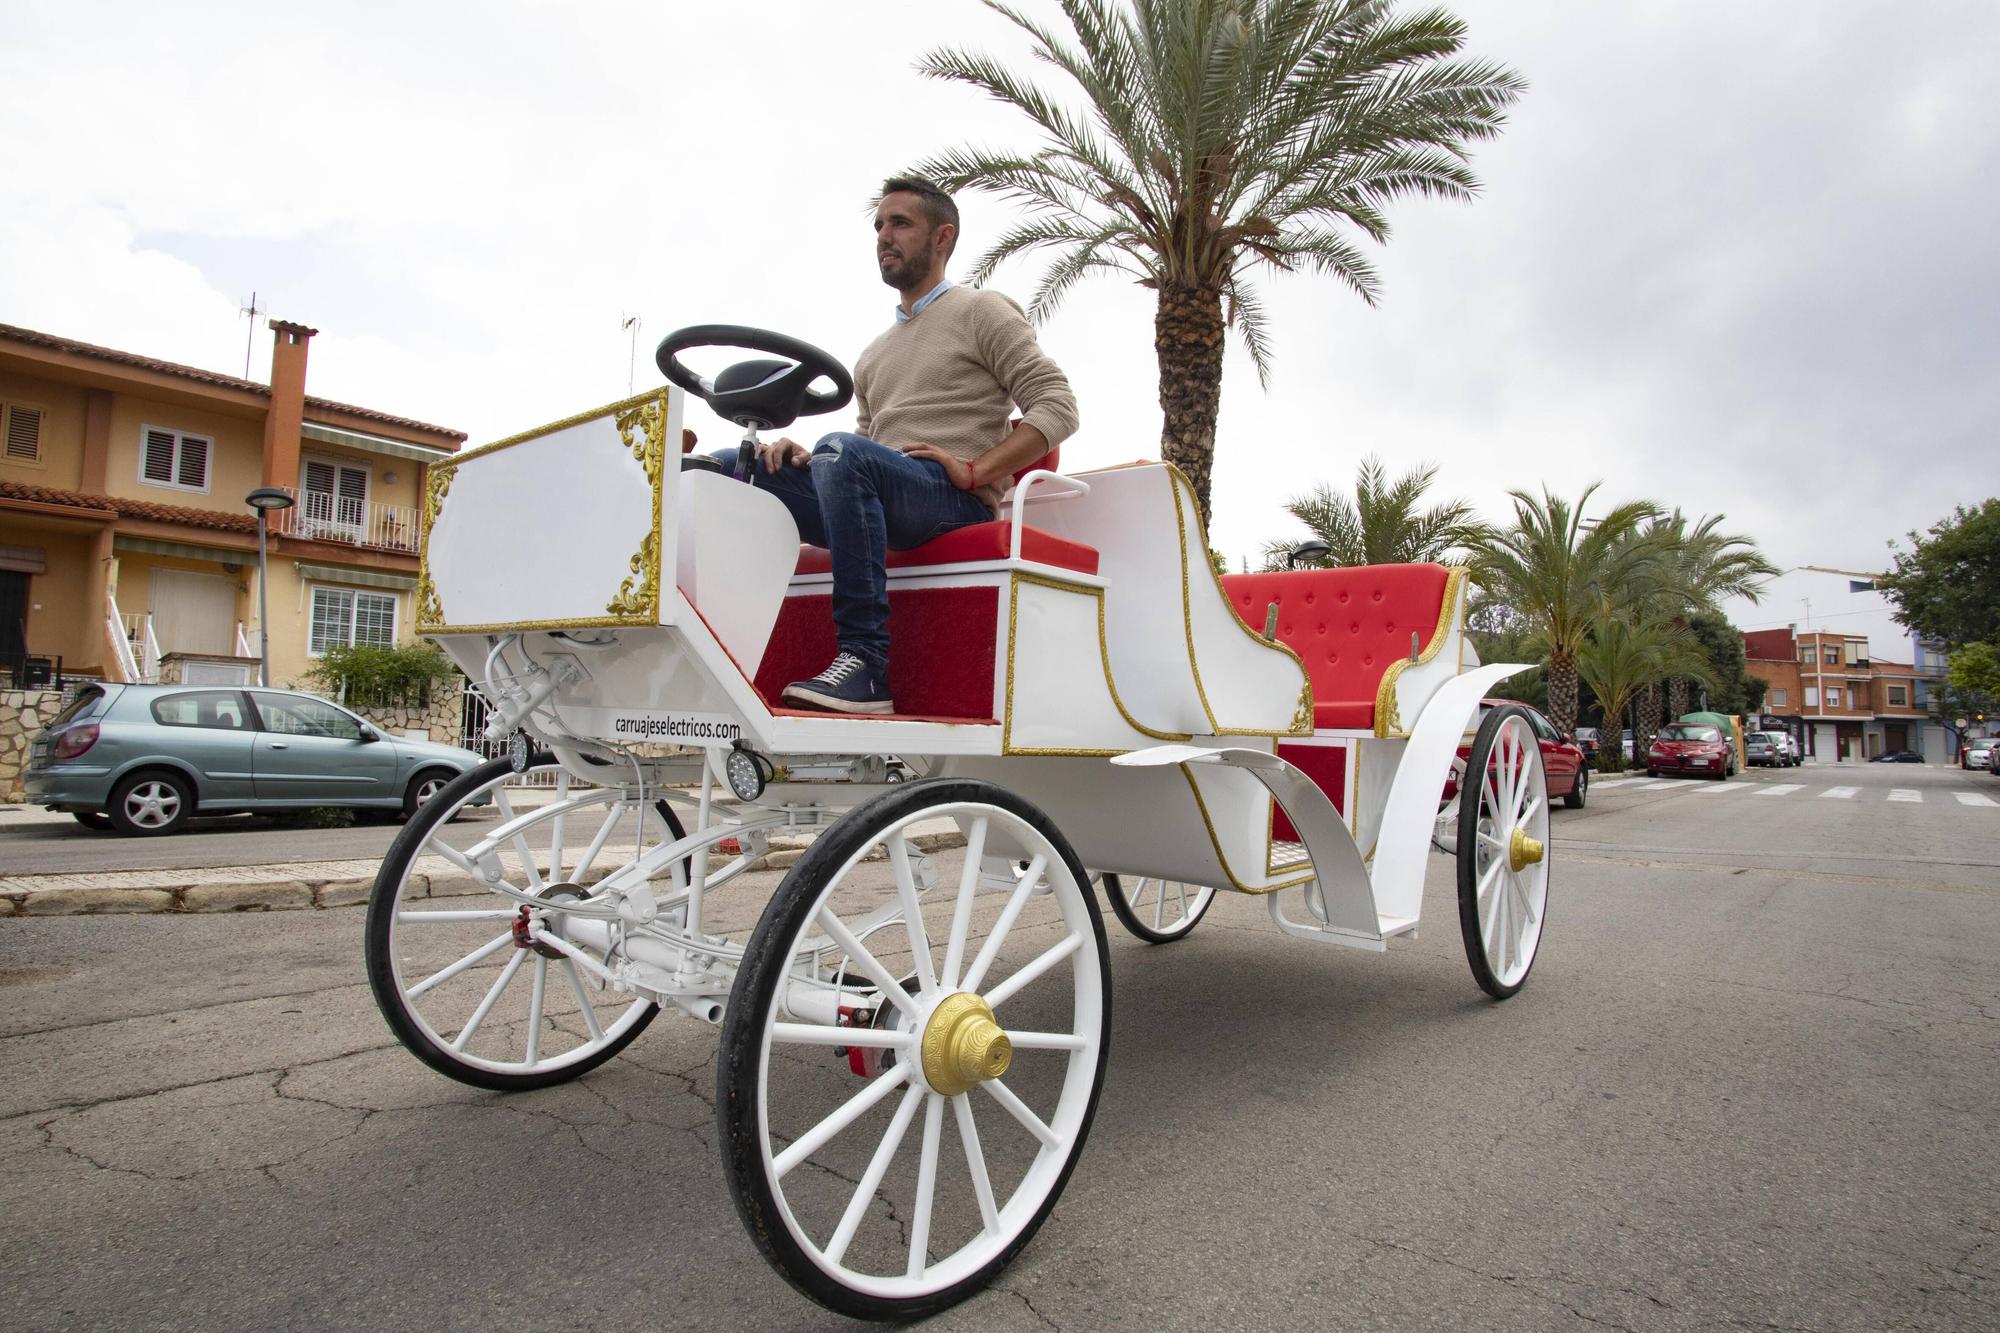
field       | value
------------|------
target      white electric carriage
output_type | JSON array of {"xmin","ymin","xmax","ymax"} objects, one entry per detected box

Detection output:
[{"xmin": 365, "ymin": 326, "xmax": 1551, "ymax": 1320}]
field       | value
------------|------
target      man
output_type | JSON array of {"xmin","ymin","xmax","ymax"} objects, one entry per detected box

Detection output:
[{"xmin": 726, "ymin": 176, "xmax": 1079, "ymax": 714}]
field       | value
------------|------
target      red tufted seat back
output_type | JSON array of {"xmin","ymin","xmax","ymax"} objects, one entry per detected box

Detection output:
[{"xmin": 1220, "ymin": 564, "xmax": 1451, "ymax": 730}]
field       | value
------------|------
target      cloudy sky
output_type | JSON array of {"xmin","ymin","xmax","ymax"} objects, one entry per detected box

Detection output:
[{"xmin": 4, "ymin": 0, "xmax": 1995, "ymax": 583}]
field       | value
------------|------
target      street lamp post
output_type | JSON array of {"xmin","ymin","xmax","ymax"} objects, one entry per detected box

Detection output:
[{"xmin": 245, "ymin": 487, "xmax": 294, "ymax": 687}]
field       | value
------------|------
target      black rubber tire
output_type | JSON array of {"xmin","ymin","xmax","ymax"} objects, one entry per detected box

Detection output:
[
  {"xmin": 401, "ymin": 766, "xmax": 458, "ymax": 820},
  {"xmin": 1563, "ymin": 765, "xmax": 1588, "ymax": 809},
  {"xmin": 365, "ymin": 754, "xmax": 684, "ymax": 1092},
  {"xmin": 1456, "ymin": 705, "xmax": 1548, "ymax": 1001},
  {"xmin": 1102, "ymin": 872, "xmax": 1215, "ymax": 943},
  {"xmin": 71, "ymin": 811, "xmax": 113, "ymax": 832},
  {"xmin": 106, "ymin": 769, "xmax": 194, "ymax": 836},
  {"xmin": 716, "ymin": 777, "xmax": 1112, "ymax": 1322}
]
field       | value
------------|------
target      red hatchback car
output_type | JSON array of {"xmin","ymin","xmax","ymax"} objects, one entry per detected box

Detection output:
[
  {"xmin": 1647, "ymin": 722, "xmax": 1736, "ymax": 779},
  {"xmin": 1445, "ymin": 701, "xmax": 1590, "ymax": 809}
]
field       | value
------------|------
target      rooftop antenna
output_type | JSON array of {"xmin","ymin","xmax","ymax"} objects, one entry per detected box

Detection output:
[
  {"xmin": 622, "ymin": 313, "xmax": 641, "ymax": 394},
  {"xmin": 239, "ymin": 291, "xmax": 264, "ymax": 379}
]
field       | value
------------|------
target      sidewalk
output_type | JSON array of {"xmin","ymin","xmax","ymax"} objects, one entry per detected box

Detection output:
[{"xmin": 0, "ymin": 806, "xmax": 968, "ymax": 917}]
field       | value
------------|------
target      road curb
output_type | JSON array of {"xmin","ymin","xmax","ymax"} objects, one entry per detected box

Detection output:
[{"xmin": 0, "ymin": 829, "xmax": 969, "ymax": 918}]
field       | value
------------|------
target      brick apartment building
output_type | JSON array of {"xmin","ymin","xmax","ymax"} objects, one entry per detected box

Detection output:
[
  {"xmin": 0, "ymin": 320, "xmax": 464, "ymax": 690},
  {"xmin": 1743, "ymin": 627, "xmax": 1939, "ymax": 763}
]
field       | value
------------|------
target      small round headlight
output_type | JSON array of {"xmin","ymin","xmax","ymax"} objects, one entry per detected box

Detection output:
[
  {"xmin": 725, "ymin": 746, "xmax": 768, "ymax": 801},
  {"xmin": 508, "ymin": 731, "xmax": 532, "ymax": 773}
]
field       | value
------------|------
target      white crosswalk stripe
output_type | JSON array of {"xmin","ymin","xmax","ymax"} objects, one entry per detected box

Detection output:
[{"xmin": 1595, "ymin": 778, "xmax": 1998, "ymax": 807}]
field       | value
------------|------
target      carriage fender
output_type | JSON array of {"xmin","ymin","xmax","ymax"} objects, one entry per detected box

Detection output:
[
  {"xmin": 1366, "ymin": 662, "xmax": 1535, "ymax": 928},
  {"xmin": 1109, "ymin": 743, "xmax": 1376, "ymax": 932}
]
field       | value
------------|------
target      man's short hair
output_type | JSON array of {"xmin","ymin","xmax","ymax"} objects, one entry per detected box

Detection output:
[{"xmin": 878, "ymin": 176, "xmax": 959, "ymax": 254}]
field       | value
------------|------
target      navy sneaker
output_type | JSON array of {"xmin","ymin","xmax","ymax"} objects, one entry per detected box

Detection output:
[{"xmin": 782, "ymin": 652, "xmax": 894, "ymax": 714}]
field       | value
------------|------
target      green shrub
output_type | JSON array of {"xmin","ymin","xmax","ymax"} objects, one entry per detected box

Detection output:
[{"xmin": 304, "ymin": 642, "xmax": 457, "ymax": 710}]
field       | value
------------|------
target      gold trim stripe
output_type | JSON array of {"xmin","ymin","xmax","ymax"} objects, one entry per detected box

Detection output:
[
  {"xmin": 1372, "ymin": 565, "xmax": 1470, "ymax": 739},
  {"xmin": 1165, "ymin": 468, "xmax": 1313, "ymax": 738},
  {"xmin": 1179, "ymin": 764, "xmax": 1315, "ymax": 896},
  {"xmin": 1001, "ymin": 571, "xmax": 1191, "ymax": 756}
]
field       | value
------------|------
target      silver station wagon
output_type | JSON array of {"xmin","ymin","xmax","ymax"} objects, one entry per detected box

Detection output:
[{"xmin": 25, "ymin": 683, "xmax": 487, "ymax": 836}]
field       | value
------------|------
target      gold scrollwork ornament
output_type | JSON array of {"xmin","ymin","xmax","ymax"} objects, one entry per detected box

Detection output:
[
  {"xmin": 606, "ymin": 530, "xmax": 659, "ymax": 619},
  {"xmin": 614, "ymin": 399, "xmax": 668, "ymax": 487}
]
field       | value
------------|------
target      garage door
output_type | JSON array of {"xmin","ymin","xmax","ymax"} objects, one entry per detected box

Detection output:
[{"xmin": 150, "ymin": 568, "xmax": 237, "ymax": 656}]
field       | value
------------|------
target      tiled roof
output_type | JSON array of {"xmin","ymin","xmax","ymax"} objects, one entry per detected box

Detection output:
[
  {"xmin": 0, "ymin": 480, "xmax": 256, "ymax": 534},
  {"xmin": 0, "ymin": 322, "xmax": 465, "ymax": 442}
]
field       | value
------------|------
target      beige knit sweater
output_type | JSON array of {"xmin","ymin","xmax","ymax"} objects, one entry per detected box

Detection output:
[{"xmin": 854, "ymin": 285, "xmax": 1079, "ymax": 511}]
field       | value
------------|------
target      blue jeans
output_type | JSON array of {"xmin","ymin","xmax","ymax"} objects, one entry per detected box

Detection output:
[{"xmin": 711, "ymin": 433, "xmax": 991, "ymax": 673}]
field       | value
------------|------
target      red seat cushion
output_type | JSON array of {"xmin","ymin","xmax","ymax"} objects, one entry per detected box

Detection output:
[
  {"xmin": 795, "ymin": 521, "xmax": 1098, "ymax": 576},
  {"xmin": 1220, "ymin": 564, "xmax": 1452, "ymax": 731}
]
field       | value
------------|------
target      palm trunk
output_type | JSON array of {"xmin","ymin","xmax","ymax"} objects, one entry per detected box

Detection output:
[
  {"xmin": 1666, "ymin": 675, "xmax": 1691, "ymax": 720},
  {"xmin": 1546, "ymin": 653, "xmax": 1580, "ymax": 736},
  {"xmin": 1155, "ymin": 280, "xmax": 1226, "ymax": 529},
  {"xmin": 1636, "ymin": 683, "xmax": 1663, "ymax": 759}
]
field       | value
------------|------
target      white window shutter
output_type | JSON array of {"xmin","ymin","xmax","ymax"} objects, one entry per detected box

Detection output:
[
  {"xmin": 4, "ymin": 406, "xmax": 40, "ymax": 461},
  {"xmin": 176, "ymin": 436, "xmax": 210, "ymax": 490},
  {"xmin": 143, "ymin": 429, "xmax": 177, "ymax": 483},
  {"xmin": 304, "ymin": 461, "xmax": 335, "ymax": 494},
  {"xmin": 337, "ymin": 466, "xmax": 368, "ymax": 502}
]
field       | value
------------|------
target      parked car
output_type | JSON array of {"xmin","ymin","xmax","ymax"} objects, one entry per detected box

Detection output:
[
  {"xmin": 1747, "ymin": 730, "xmax": 1799, "ymax": 768},
  {"xmin": 1572, "ymin": 726, "xmax": 1602, "ymax": 762},
  {"xmin": 1962, "ymin": 737, "xmax": 1998, "ymax": 771},
  {"xmin": 1869, "ymin": 750, "xmax": 1924, "ymax": 763},
  {"xmin": 1444, "ymin": 701, "xmax": 1590, "ymax": 809},
  {"xmin": 1647, "ymin": 722, "xmax": 1736, "ymax": 780},
  {"xmin": 1775, "ymin": 732, "xmax": 1802, "ymax": 765},
  {"xmin": 25, "ymin": 683, "xmax": 489, "ymax": 836}
]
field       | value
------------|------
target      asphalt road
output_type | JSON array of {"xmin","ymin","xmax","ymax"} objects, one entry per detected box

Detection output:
[
  {"xmin": 0, "ymin": 798, "xmax": 527, "ymax": 875},
  {"xmin": 2, "ymin": 761, "xmax": 1995, "ymax": 1330}
]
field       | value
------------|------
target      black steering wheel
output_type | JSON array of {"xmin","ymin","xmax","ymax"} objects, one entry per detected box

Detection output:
[{"xmin": 655, "ymin": 325, "xmax": 854, "ymax": 432}]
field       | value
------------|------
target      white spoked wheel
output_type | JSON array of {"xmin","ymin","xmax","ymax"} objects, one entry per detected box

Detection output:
[
  {"xmin": 365, "ymin": 755, "xmax": 690, "ymax": 1091},
  {"xmin": 1456, "ymin": 705, "xmax": 1551, "ymax": 1000},
  {"xmin": 1100, "ymin": 873, "xmax": 1215, "ymax": 943},
  {"xmin": 718, "ymin": 778, "xmax": 1111, "ymax": 1320}
]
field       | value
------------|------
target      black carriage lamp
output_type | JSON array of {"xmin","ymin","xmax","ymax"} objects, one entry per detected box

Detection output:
[
  {"xmin": 1286, "ymin": 538, "xmax": 1331, "ymax": 569},
  {"xmin": 245, "ymin": 487, "xmax": 296, "ymax": 688},
  {"xmin": 725, "ymin": 741, "xmax": 775, "ymax": 802}
]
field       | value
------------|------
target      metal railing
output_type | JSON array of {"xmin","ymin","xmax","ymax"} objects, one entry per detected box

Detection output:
[
  {"xmin": 105, "ymin": 593, "xmax": 141, "ymax": 683},
  {"xmin": 264, "ymin": 486, "xmax": 420, "ymax": 553}
]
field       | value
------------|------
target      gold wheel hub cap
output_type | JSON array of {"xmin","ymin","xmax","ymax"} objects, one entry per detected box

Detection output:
[
  {"xmin": 920, "ymin": 993, "xmax": 1013, "ymax": 1096},
  {"xmin": 1509, "ymin": 828, "xmax": 1545, "ymax": 873}
]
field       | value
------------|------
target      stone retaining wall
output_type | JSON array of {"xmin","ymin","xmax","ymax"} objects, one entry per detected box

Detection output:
[
  {"xmin": 346, "ymin": 689, "xmax": 462, "ymax": 745},
  {"xmin": 1, "ymin": 688, "xmax": 68, "ymax": 803}
]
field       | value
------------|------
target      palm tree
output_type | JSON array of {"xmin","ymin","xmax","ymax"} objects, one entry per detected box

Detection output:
[
  {"xmin": 913, "ymin": 0, "xmax": 1525, "ymax": 524},
  {"xmin": 1649, "ymin": 511, "xmax": 1776, "ymax": 717},
  {"xmin": 1476, "ymin": 484, "xmax": 1663, "ymax": 737},
  {"xmin": 1258, "ymin": 455, "xmax": 1490, "ymax": 569},
  {"xmin": 1577, "ymin": 611, "xmax": 1715, "ymax": 771}
]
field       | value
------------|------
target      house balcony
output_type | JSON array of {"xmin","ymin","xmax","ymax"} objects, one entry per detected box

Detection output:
[{"xmin": 263, "ymin": 488, "xmax": 420, "ymax": 555}]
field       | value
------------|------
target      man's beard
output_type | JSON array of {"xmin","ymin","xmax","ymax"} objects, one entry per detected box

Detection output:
[{"xmin": 879, "ymin": 240, "xmax": 931, "ymax": 291}]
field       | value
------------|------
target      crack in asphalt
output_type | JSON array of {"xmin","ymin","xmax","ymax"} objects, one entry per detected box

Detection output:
[
  {"xmin": 10, "ymin": 1042, "xmax": 405, "ymax": 1123},
  {"xmin": 989, "ymin": 1281, "xmax": 1062, "ymax": 1331}
]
